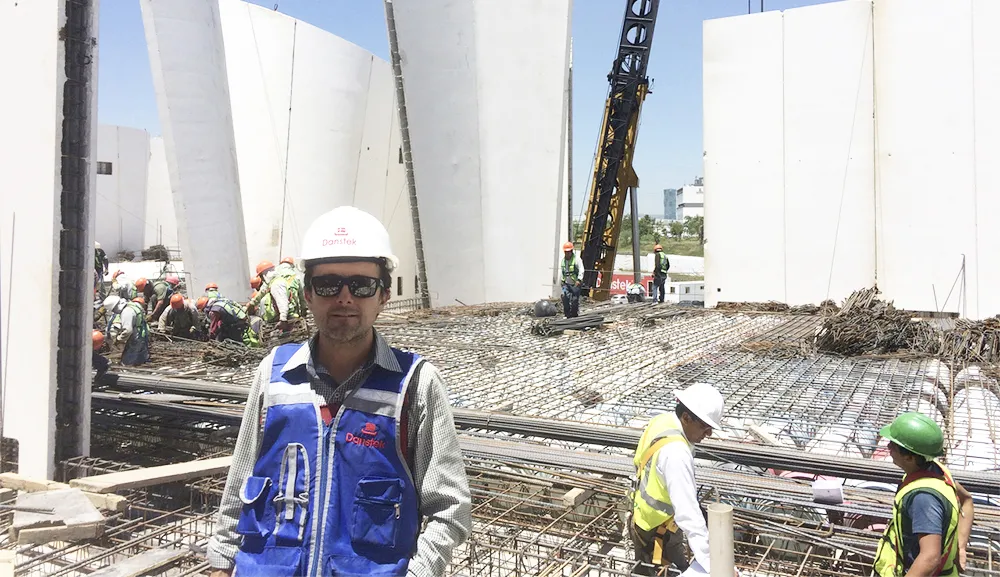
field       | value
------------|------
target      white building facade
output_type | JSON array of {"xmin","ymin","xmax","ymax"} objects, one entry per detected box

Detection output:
[
  {"xmin": 676, "ymin": 183, "xmax": 704, "ymax": 220},
  {"xmin": 704, "ymin": 0, "xmax": 1000, "ymax": 319},
  {"xmin": 95, "ymin": 125, "xmax": 151, "ymax": 258}
]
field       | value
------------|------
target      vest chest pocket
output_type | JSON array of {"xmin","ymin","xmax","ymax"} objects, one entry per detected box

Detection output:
[
  {"xmin": 236, "ymin": 476, "xmax": 275, "ymax": 540},
  {"xmin": 350, "ymin": 477, "xmax": 404, "ymax": 549}
]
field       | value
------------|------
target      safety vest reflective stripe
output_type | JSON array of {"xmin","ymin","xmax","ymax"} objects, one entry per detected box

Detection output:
[
  {"xmin": 636, "ymin": 459, "xmax": 676, "ymax": 515},
  {"xmin": 873, "ymin": 461, "xmax": 959, "ymax": 577}
]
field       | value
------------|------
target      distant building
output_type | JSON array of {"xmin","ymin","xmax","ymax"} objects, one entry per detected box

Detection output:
[
  {"xmin": 677, "ymin": 180, "xmax": 704, "ymax": 220},
  {"xmin": 663, "ymin": 188, "xmax": 678, "ymax": 220}
]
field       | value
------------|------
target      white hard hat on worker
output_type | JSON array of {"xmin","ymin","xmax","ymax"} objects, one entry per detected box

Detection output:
[
  {"xmin": 298, "ymin": 206, "xmax": 398, "ymax": 270},
  {"xmin": 674, "ymin": 382, "xmax": 724, "ymax": 430}
]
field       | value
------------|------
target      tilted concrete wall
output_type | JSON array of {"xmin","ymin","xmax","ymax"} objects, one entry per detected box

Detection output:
[{"xmin": 95, "ymin": 125, "xmax": 151, "ymax": 257}]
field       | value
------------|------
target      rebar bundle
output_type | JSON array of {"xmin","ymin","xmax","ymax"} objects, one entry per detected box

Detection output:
[{"xmin": 814, "ymin": 288, "xmax": 940, "ymax": 356}]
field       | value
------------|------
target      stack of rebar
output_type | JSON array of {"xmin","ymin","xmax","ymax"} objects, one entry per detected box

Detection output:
[
  {"xmin": 939, "ymin": 317, "xmax": 1000, "ymax": 364},
  {"xmin": 814, "ymin": 288, "xmax": 939, "ymax": 356},
  {"xmin": 530, "ymin": 313, "xmax": 607, "ymax": 336}
]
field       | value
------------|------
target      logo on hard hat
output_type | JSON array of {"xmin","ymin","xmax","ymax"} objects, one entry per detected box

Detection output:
[
  {"xmin": 334, "ymin": 227, "xmax": 348, "ymax": 236},
  {"xmin": 322, "ymin": 238, "xmax": 357, "ymax": 247}
]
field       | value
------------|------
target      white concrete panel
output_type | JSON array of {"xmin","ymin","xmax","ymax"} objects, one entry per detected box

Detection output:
[
  {"xmin": 972, "ymin": 0, "xmax": 1000, "ymax": 319},
  {"xmin": 874, "ymin": 0, "xmax": 978, "ymax": 315},
  {"xmin": 141, "ymin": 0, "xmax": 250, "ymax": 299},
  {"xmin": 219, "ymin": 0, "xmax": 294, "ymax": 269},
  {"xmin": 354, "ymin": 59, "xmax": 395, "ymax": 217},
  {"xmin": 0, "ymin": 0, "xmax": 100, "ymax": 478},
  {"xmin": 381, "ymin": 91, "xmax": 420, "ymax": 301},
  {"xmin": 280, "ymin": 21, "xmax": 373, "ymax": 259},
  {"xmin": 144, "ymin": 137, "xmax": 179, "ymax": 250},
  {"xmin": 95, "ymin": 125, "xmax": 151, "ymax": 256},
  {"xmin": 393, "ymin": 0, "xmax": 485, "ymax": 306},
  {"xmin": 475, "ymin": 0, "xmax": 572, "ymax": 303},
  {"xmin": 782, "ymin": 1, "xmax": 875, "ymax": 305},
  {"xmin": 703, "ymin": 12, "xmax": 785, "ymax": 307}
]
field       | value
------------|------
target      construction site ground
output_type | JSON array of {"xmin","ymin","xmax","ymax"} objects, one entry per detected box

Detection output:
[{"xmin": 4, "ymin": 299, "xmax": 999, "ymax": 576}]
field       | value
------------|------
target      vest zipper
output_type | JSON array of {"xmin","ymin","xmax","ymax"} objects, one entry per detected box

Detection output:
[
  {"xmin": 395, "ymin": 503, "xmax": 400, "ymax": 520},
  {"xmin": 310, "ymin": 423, "xmax": 333, "ymax": 576}
]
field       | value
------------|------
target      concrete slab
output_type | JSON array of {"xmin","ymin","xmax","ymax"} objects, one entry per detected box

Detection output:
[{"xmin": 11, "ymin": 488, "xmax": 105, "ymax": 544}]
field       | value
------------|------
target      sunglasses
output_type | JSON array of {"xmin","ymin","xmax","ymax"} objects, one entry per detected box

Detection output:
[{"xmin": 310, "ymin": 274, "xmax": 383, "ymax": 298}]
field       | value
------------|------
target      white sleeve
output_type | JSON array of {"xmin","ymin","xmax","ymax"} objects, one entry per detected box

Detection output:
[
  {"xmin": 656, "ymin": 443, "xmax": 711, "ymax": 573},
  {"xmin": 119, "ymin": 308, "xmax": 135, "ymax": 339},
  {"xmin": 271, "ymin": 280, "xmax": 290, "ymax": 321}
]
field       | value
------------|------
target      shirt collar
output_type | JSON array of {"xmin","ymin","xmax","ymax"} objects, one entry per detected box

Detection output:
[{"xmin": 279, "ymin": 329, "xmax": 402, "ymax": 377}]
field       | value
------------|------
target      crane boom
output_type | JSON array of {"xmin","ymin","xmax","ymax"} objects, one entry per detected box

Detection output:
[{"xmin": 580, "ymin": 0, "xmax": 659, "ymax": 300}]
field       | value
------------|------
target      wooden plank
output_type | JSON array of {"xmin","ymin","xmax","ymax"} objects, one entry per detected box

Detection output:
[
  {"xmin": 14, "ymin": 521, "xmax": 103, "ymax": 544},
  {"xmin": 561, "ymin": 487, "xmax": 594, "ymax": 508},
  {"xmin": 69, "ymin": 456, "xmax": 232, "ymax": 494},
  {"xmin": 88, "ymin": 548, "xmax": 187, "ymax": 577},
  {"xmin": 0, "ymin": 473, "xmax": 69, "ymax": 492}
]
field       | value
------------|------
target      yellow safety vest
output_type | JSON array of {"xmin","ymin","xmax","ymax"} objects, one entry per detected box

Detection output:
[
  {"xmin": 631, "ymin": 413, "xmax": 690, "ymax": 532},
  {"xmin": 873, "ymin": 461, "xmax": 959, "ymax": 577}
]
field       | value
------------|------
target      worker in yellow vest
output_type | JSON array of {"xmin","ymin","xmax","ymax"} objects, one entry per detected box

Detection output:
[
  {"xmin": 630, "ymin": 382, "xmax": 724, "ymax": 576},
  {"xmin": 874, "ymin": 413, "xmax": 974, "ymax": 577}
]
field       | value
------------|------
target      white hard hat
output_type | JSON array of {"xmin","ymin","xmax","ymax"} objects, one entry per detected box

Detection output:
[
  {"xmin": 299, "ymin": 206, "xmax": 398, "ymax": 270},
  {"xmin": 102, "ymin": 295, "xmax": 123, "ymax": 312},
  {"xmin": 95, "ymin": 241, "xmax": 101, "ymax": 250},
  {"xmin": 674, "ymin": 382, "xmax": 724, "ymax": 429}
]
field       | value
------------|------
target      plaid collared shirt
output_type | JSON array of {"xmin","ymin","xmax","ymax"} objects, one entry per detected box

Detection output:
[{"xmin": 207, "ymin": 330, "xmax": 471, "ymax": 577}]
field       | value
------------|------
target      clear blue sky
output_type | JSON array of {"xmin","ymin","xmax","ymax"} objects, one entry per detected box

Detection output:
[{"xmin": 98, "ymin": 0, "xmax": 834, "ymax": 218}]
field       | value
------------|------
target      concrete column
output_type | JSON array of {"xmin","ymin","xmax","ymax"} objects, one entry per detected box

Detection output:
[
  {"xmin": 0, "ymin": 0, "xmax": 98, "ymax": 478},
  {"xmin": 140, "ymin": 0, "xmax": 250, "ymax": 299}
]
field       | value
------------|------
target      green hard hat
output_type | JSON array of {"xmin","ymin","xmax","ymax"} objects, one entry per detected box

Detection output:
[{"xmin": 879, "ymin": 412, "xmax": 944, "ymax": 460}]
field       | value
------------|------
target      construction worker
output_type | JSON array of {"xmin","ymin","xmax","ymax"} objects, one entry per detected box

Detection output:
[
  {"xmin": 105, "ymin": 295, "xmax": 150, "ymax": 366},
  {"xmin": 137, "ymin": 276, "xmax": 178, "ymax": 323},
  {"xmin": 250, "ymin": 256, "xmax": 305, "ymax": 332},
  {"xmin": 873, "ymin": 413, "xmax": 974, "ymax": 577},
  {"xmin": 94, "ymin": 241, "xmax": 109, "ymax": 298},
  {"xmin": 158, "ymin": 293, "xmax": 201, "ymax": 339},
  {"xmin": 630, "ymin": 382, "xmax": 725, "ymax": 576},
  {"xmin": 207, "ymin": 206, "xmax": 471, "ymax": 577},
  {"xmin": 92, "ymin": 330, "xmax": 109, "ymax": 380},
  {"xmin": 110, "ymin": 270, "xmax": 137, "ymax": 301},
  {"xmin": 198, "ymin": 295, "xmax": 250, "ymax": 344},
  {"xmin": 560, "ymin": 241, "xmax": 584, "ymax": 318},
  {"xmin": 204, "ymin": 282, "xmax": 221, "ymax": 299},
  {"xmin": 653, "ymin": 244, "xmax": 670, "ymax": 303}
]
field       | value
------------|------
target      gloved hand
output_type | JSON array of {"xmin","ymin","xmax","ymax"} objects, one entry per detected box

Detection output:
[{"xmin": 115, "ymin": 333, "xmax": 127, "ymax": 344}]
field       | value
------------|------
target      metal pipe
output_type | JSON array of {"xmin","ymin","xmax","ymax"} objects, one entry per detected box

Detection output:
[
  {"xmin": 708, "ymin": 503, "xmax": 735, "ymax": 577},
  {"xmin": 630, "ymin": 186, "xmax": 641, "ymax": 285}
]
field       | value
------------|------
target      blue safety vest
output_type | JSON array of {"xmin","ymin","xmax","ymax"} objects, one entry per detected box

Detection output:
[{"xmin": 234, "ymin": 343, "xmax": 421, "ymax": 577}]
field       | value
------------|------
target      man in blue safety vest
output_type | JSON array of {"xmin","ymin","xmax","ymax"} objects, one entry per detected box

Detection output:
[{"xmin": 207, "ymin": 206, "xmax": 471, "ymax": 577}]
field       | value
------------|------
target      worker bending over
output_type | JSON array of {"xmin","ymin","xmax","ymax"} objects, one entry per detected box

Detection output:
[
  {"xmin": 110, "ymin": 270, "xmax": 136, "ymax": 301},
  {"xmin": 653, "ymin": 244, "xmax": 670, "ymax": 303},
  {"xmin": 92, "ymin": 330, "xmax": 109, "ymax": 380},
  {"xmin": 560, "ymin": 241, "xmax": 584, "ymax": 318},
  {"xmin": 137, "ymin": 276, "xmax": 179, "ymax": 323},
  {"xmin": 874, "ymin": 413, "xmax": 974, "ymax": 577},
  {"xmin": 158, "ymin": 294, "xmax": 201, "ymax": 339},
  {"xmin": 249, "ymin": 257, "xmax": 306, "ymax": 332},
  {"xmin": 207, "ymin": 206, "xmax": 471, "ymax": 577},
  {"xmin": 630, "ymin": 382, "xmax": 724, "ymax": 576},
  {"xmin": 103, "ymin": 295, "xmax": 150, "ymax": 366},
  {"xmin": 204, "ymin": 282, "xmax": 221, "ymax": 300},
  {"xmin": 198, "ymin": 296, "xmax": 260, "ymax": 346}
]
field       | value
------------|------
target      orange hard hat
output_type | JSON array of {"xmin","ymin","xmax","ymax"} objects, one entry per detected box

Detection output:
[
  {"xmin": 562, "ymin": 241, "xmax": 574, "ymax": 251},
  {"xmin": 205, "ymin": 282, "xmax": 218, "ymax": 291},
  {"xmin": 135, "ymin": 277, "xmax": 148, "ymax": 291},
  {"xmin": 654, "ymin": 244, "xmax": 663, "ymax": 251},
  {"xmin": 92, "ymin": 330, "xmax": 104, "ymax": 351},
  {"xmin": 170, "ymin": 293, "xmax": 185, "ymax": 309},
  {"xmin": 196, "ymin": 297, "xmax": 209, "ymax": 311},
  {"xmin": 132, "ymin": 296, "xmax": 145, "ymax": 306},
  {"xmin": 280, "ymin": 257, "xmax": 295, "ymax": 266},
  {"xmin": 256, "ymin": 260, "xmax": 274, "ymax": 276},
  {"xmin": 250, "ymin": 276, "xmax": 262, "ymax": 290}
]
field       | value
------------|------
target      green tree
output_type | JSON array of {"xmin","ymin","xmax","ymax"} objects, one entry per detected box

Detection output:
[
  {"xmin": 572, "ymin": 219, "xmax": 584, "ymax": 243},
  {"xmin": 683, "ymin": 216, "xmax": 704, "ymax": 244},
  {"xmin": 669, "ymin": 221, "xmax": 684, "ymax": 238}
]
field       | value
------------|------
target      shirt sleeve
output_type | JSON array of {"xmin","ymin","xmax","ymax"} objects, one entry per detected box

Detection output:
[
  {"xmin": 909, "ymin": 492, "xmax": 946, "ymax": 536},
  {"xmin": 657, "ymin": 442, "xmax": 711, "ymax": 573},
  {"xmin": 407, "ymin": 362, "xmax": 472, "ymax": 577},
  {"xmin": 270, "ymin": 280, "xmax": 290, "ymax": 322},
  {"xmin": 157, "ymin": 307, "xmax": 171, "ymax": 331},
  {"xmin": 118, "ymin": 307, "xmax": 135, "ymax": 340},
  {"xmin": 206, "ymin": 354, "xmax": 270, "ymax": 570}
]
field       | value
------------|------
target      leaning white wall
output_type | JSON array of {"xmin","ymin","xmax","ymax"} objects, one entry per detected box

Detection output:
[
  {"xmin": 95, "ymin": 125, "xmax": 151, "ymax": 257},
  {"xmin": 393, "ymin": 0, "xmax": 572, "ymax": 306},
  {"xmin": 0, "ymin": 1, "xmax": 97, "ymax": 478},
  {"xmin": 141, "ymin": 0, "xmax": 250, "ymax": 300},
  {"xmin": 143, "ymin": 136, "xmax": 179, "ymax": 250},
  {"xmin": 218, "ymin": 0, "xmax": 417, "ymax": 298}
]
